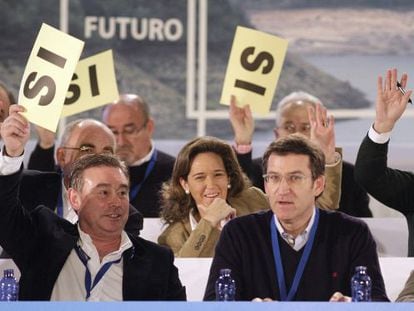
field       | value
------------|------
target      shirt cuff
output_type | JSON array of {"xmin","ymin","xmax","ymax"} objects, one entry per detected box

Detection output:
[
  {"xmin": 325, "ymin": 151, "xmax": 342, "ymax": 167},
  {"xmin": 233, "ymin": 143, "xmax": 252, "ymax": 154},
  {"xmin": 368, "ymin": 124, "xmax": 391, "ymax": 144},
  {"xmin": 0, "ymin": 148, "xmax": 24, "ymax": 175}
]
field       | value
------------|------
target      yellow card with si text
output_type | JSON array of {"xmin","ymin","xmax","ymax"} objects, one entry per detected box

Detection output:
[
  {"xmin": 18, "ymin": 23, "xmax": 84, "ymax": 132},
  {"xmin": 220, "ymin": 26, "xmax": 288, "ymax": 114},
  {"xmin": 61, "ymin": 50, "xmax": 119, "ymax": 117}
]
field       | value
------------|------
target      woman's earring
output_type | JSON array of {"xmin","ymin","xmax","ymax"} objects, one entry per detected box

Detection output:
[
  {"xmin": 227, "ymin": 184, "xmax": 231, "ymax": 189},
  {"xmin": 185, "ymin": 189, "xmax": 190, "ymax": 194}
]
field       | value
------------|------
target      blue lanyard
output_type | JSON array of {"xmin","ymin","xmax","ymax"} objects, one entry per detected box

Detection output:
[
  {"xmin": 129, "ymin": 149, "xmax": 158, "ymax": 201},
  {"xmin": 75, "ymin": 245, "xmax": 123, "ymax": 300},
  {"xmin": 56, "ymin": 184, "xmax": 63, "ymax": 217},
  {"xmin": 57, "ymin": 170, "xmax": 65, "ymax": 217},
  {"xmin": 270, "ymin": 208, "xmax": 319, "ymax": 301}
]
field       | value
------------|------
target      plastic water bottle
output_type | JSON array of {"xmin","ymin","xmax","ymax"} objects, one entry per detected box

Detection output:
[
  {"xmin": 351, "ymin": 266, "xmax": 371, "ymax": 302},
  {"xmin": 215, "ymin": 268, "xmax": 236, "ymax": 301},
  {"xmin": 0, "ymin": 269, "xmax": 19, "ymax": 301}
]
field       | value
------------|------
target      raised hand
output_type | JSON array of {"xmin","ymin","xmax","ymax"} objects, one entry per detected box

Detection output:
[
  {"xmin": 0, "ymin": 105, "xmax": 30, "ymax": 157},
  {"xmin": 34, "ymin": 124, "xmax": 55, "ymax": 149},
  {"xmin": 229, "ymin": 95, "xmax": 254, "ymax": 145},
  {"xmin": 198, "ymin": 197, "xmax": 236, "ymax": 229},
  {"xmin": 374, "ymin": 68, "xmax": 412, "ymax": 133},
  {"xmin": 307, "ymin": 103, "xmax": 336, "ymax": 164}
]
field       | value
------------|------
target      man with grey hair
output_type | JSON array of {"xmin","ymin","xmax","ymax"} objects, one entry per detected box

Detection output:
[
  {"xmin": 29, "ymin": 94, "xmax": 175, "ymax": 217},
  {"xmin": 230, "ymin": 91, "xmax": 371, "ymax": 217}
]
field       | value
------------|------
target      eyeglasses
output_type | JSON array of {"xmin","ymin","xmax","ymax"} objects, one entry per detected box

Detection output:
[
  {"xmin": 279, "ymin": 123, "xmax": 311, "ymax": 134},
  {"xmin": 263, "ymin": 173, "xmax": 311, "ymax": 188},
  {"xmin": 111, "ymin": 121, "xmax": 148, "ymax": 138},
  {"xmin": 61, "ymin": 145, "xmax": 114, "ymax": 155}
]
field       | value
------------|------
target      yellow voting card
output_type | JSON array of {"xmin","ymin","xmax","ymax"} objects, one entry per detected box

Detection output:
[
  {"xmin": 18, "ymin": 23, "xmax": 84, "ymax": 132},
  {"xmin": 61, "ymin": 50, "xmax": 119, "ymax": 117},
  {"xmin": 220, "ymin": 26, "xmax": 288, "ymax": 114}
]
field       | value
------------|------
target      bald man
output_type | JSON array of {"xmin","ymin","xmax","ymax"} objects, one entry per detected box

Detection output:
[{"xmin": 29, "ymin": 94, "xmax": 175, "ymax": 217}]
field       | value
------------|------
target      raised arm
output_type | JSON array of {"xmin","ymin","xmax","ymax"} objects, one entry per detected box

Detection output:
[
  {"xmin": 308, "ymin": 103, "xmax": 336, "ymax": 164},
  {"xmin": 28, "ymin": 124, "xmax": 56, "ymax": 171},
  {"xmin": 374, "ymin": 68, "xmax": 412, "ymax": 133},
  {"xmin": 229, "ymin": 95, "xmax": 264, "ymax": 187},
  {"xmin": 0, "ymin": 105, "xmax": 36, "ymax": 268},
  {"xmin": 355, "ymin": 69, "xmax": 414, "ymax": 215},
  {"xmin": 308, "ymin": 103, "xmax": 342, "ymax": 210},
  {"xmin": 229, "ymin": 95, "xmax": 254, "ymax": 146}
]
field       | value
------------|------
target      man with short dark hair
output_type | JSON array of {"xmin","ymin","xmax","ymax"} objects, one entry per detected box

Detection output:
[
  {"xmin": 8, "ymin": 117, "xmax": 143, "ymax": 236},
  {"xmin": 204, "ymin": 134, "xmax": 388, "ymax": 301},
  {"xmin": 0, "ymin": 105, "xmax": 185, "ymax": 301}
]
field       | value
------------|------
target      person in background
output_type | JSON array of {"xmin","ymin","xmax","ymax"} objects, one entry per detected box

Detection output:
[
  {"xmin": 354, "ymin": 68, "xmax": 414, "ymax": 256},
  {"xmin": 0, "ymin": 81, "xmax": 15, "ymax": 256},
  {"xmin": 203, "ymin": 134, "xmax": 388, "ymax": 301},
  {"xmin": 102, "ymin": 94, "xmax": 175, "ymax": 217},
  {"xmin": 158, "ymin": 136, "xmax": 269, "ymax": 257},
  {"xmin": 396, "ymin": 271, "xmax": 414, "ymax": 302},
  {"xmin": 29, "ymin": 94, "xmax": 175, "ymax": 218},
  {"xmin": 2, "ymin": 117, "xmax": 142, "ymax": 236},
  {"xmin": 230, "ymin": 92, "xmax": 371, "ymax": 217},
  {"xmin": 0, "ymin": 81, "xmax": 16, "ymax": 124},
  {"xmin": 230, "ymin": 94, "xmax": 342, "ymax": 212},
  {"xmin": 0, "ymin": 105, "xmax": 186, "ymax": 300}
]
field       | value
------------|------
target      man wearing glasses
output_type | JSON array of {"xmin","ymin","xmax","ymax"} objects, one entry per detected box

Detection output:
[
  {"xmin": 204, "ymin": 134, "xmax": 388, "ymax": 301},
  {"xmin": 101, "ymin": 94, "xmax": 175, "ymax": 217},
  {"xmin": 229, "ymin": 91, "xmax": 371, "ymax": 217},
  {"xmin": 29, "ymin": 94, "xmax": 175, "ymax": 217}
]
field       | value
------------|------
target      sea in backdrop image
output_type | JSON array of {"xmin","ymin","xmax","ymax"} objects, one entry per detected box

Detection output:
[
  {"xmin": 23, "ymin": 53, "xmax": 412, "ymax": 218},
  {"xmin": 252, "ymin": 54, "xmax": 414, "ymax": 218}
]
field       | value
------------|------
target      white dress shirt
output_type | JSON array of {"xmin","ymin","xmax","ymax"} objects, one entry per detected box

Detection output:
[
  {"xmin": 273, "ymin": 208, "xmax": 316, "ymax": 251},
  {"xmin": 60, "ymin": 179, "xmax": 78, "ymax": 224},
  {"xmin": 51, "ymin": 226, "xmax": 133, "ymax": 301},
  {"xmin": 130, "ymin": 141, "xmax": 155, "ymax": 166},
  {"xmin": 368, "ymin": 124, "xmax": 392, "ymax": 144},
  {"xmin": 0, "ymin": 148, "xmax": 23, "ymax": 175}
]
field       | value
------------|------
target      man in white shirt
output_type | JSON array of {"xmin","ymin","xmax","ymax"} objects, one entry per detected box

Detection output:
[
  {"xmin": 7, "ymin": 118, "xmax": 142, "ymax": 236},
  {"xmin": 354, "ymin": 68, "xmax": 414, "ymax": 256},
  {"xmin": 0, "ymin": 105, "xmax": 185, "ymax": 300}
]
